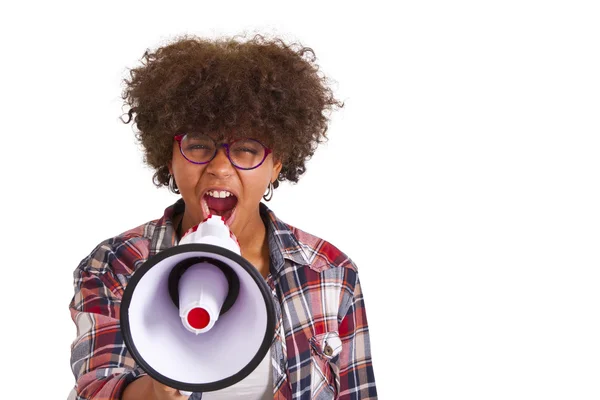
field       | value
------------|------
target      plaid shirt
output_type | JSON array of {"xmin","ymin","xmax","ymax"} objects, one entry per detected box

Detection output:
[{"xmin": 69, "ymin": 199, "xmax": 377, "ymax": 399}]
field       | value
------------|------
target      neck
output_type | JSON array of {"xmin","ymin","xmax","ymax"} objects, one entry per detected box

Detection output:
[{"xmin": 235, "ymin": 212, "xmax": 267, "ymax": 258}]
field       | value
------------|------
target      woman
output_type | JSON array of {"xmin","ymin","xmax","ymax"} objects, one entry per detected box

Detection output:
[{"xmin": 69, "ymin": 34, "xmax": 377, "ymax": 400}]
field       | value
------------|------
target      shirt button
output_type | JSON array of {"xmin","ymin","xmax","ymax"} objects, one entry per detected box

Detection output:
[{"xmin": 324, "ymin": 345, "xmax": 333, "ymax": 356}]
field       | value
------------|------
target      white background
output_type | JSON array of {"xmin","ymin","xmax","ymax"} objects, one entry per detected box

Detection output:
[{"xmin": 1, "ymin": 1, "xmax": 599, "ymax": 399}]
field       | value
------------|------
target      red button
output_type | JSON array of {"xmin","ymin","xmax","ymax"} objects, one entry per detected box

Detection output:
[{"xmin": 187, "ymin": 307, "xmax": 210, "ymax": 329}]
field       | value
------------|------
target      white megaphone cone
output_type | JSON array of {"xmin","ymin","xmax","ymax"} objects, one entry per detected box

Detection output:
[{"xmin": 120, "ymin": 214, "xmax": 275, "ymax": 395}]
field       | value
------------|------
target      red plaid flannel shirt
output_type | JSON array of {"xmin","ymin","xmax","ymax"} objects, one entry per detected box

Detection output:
[{"xmin": 68, "ymin": 199, "xmax": 377, "ymax": 399}]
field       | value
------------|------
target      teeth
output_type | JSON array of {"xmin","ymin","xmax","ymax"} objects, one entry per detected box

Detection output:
[{"xmin": 207, "ymin": 190, "xmax": 233, "ymax": 198}]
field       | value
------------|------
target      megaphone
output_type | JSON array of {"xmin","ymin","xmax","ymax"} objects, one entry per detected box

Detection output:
[{"xmin": 120, "ymin": 215, "xmax": 276, "ymax": 394}]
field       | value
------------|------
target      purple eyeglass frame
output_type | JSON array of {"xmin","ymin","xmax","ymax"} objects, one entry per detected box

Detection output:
[{"xmin": 173, "ymin": 134, "xmax": 273, "ymax": 170}]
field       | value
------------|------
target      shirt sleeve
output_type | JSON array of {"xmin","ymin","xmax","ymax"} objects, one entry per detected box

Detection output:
[
  {"xmin": 337, "ymin": 270, "xmax": 378, "ymax": 399},
  {"xmin": 69, "ymin": 246, "xmax": 146, "ymax": 400}
]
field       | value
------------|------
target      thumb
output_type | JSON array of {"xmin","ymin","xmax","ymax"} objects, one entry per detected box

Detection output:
[{"xmin": 152, "ymin": 379, "xmax": 191, "ymax": 398}]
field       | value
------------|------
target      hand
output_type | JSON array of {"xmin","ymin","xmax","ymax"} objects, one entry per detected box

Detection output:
[
  {"xmin": 123, "ymin": 375, "xmax": 191, "ymax": 400},
  {"xmin": 151, "ymin": 379, "xmax": 192, "ymax": 400}
]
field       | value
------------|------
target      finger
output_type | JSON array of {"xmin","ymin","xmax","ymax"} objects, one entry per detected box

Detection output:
[
  {"xmin": 152, "ymin": 380, "xmax": 190, "ymax": 398},
  {"xmin": 153, "ymin": 381, "xmax": 178, "ymax": 393}
]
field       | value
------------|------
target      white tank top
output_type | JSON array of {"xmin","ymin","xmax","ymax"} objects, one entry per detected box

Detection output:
[{"xmin": 201, "ymin": 349, "xmax": 272, "ymax": 400}]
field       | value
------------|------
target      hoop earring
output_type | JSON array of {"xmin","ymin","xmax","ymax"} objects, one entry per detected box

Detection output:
[
  {"xmin": 263, "ymin": 181, "xmax": 274, "ymax": 201},
  {"xmin": 168, "ymin": 174, "xmax": 180, "ymax": 194}
]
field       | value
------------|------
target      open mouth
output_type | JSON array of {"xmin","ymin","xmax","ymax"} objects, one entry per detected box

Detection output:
[{"xmin": 202, "ymin": 190, "xmax": 238, "ymax": 225}]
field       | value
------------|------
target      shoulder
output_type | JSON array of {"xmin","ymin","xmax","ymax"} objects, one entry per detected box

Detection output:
[
  {"xmin": 285, "ymin": 222, "xmax": 358, "ymax": 275},
  {"xmin": 75, "ymin": 219, "xmax": 156, "ymax": 278},
  {"xmin": 261, "ymin": 202, "xmax": 358, "ymax": 275},
  {"xmin": 279, "ymin": 222, "xmax": 362, "ymax": 327},
  {"xmin": 76, "ymin": 200, "xmax": 183, "ymax": 278}
]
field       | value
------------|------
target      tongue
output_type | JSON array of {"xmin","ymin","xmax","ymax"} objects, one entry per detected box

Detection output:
[{"xmin": 205, "ymin": 195, "xmax": 237, "ymax": 212}]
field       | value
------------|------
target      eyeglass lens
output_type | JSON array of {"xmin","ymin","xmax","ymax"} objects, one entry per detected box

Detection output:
[{"xmin": 180, "ymin": 134, "xmax": 266, "ymax": 169}]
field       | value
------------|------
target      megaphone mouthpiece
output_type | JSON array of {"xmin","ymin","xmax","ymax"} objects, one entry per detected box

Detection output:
[{"xmin": 180, "ymin": 215, "xmax": 240, "ymax": 254}]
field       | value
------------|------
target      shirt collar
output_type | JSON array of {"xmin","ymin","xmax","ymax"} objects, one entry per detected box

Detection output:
[
  {"xmin": 156, "ymin": 199, "xmax": 310, "ymax": 272},
  {"xmin": 259, "ymin": 202, "xmax": 311, "ymax": 272}
]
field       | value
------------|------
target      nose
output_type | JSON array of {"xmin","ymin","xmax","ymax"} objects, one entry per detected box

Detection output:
[{"xmin": 206, "ymin": 145, "xmax": 234, "ymax": 177}]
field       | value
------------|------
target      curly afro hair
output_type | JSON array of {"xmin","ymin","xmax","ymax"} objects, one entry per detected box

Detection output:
[{"xmin": 121, "ymin": 33, "xmax": 344, "ymax": 189}]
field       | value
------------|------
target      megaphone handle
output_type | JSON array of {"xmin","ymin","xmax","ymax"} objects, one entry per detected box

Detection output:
[{"xmin": 179, "ymin": 390, "xmax": 193, "ymax": 396}]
